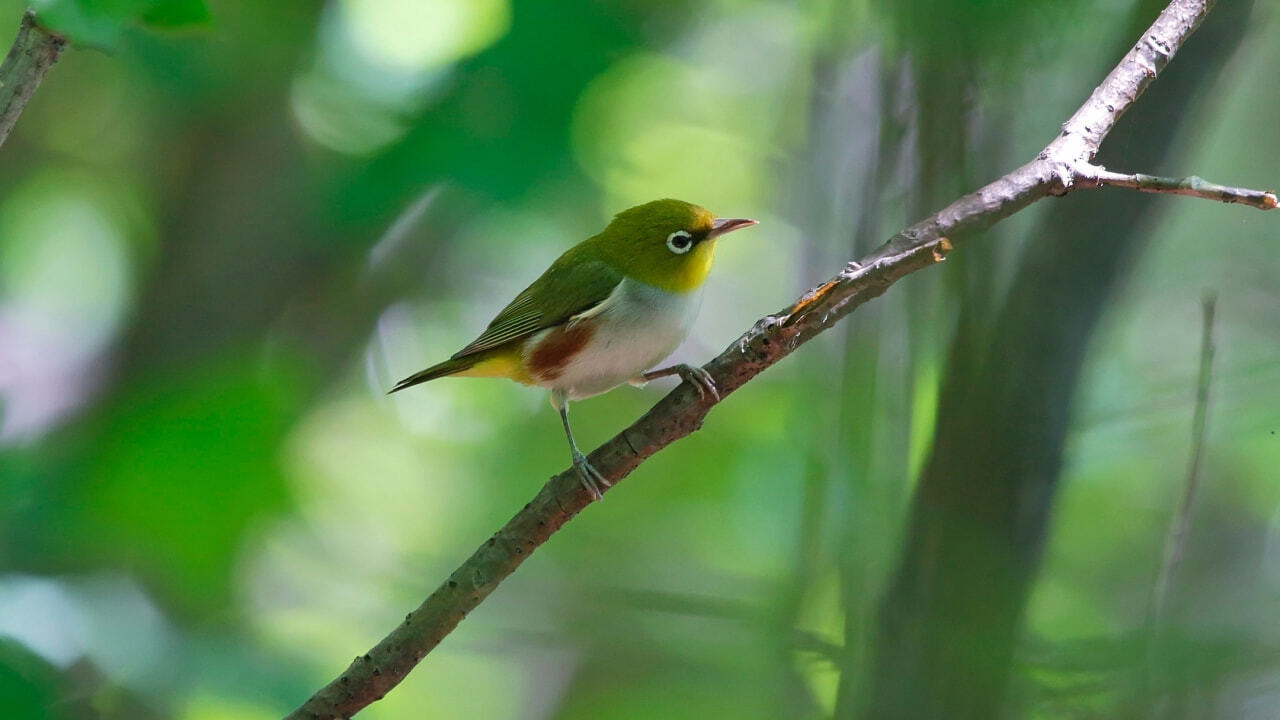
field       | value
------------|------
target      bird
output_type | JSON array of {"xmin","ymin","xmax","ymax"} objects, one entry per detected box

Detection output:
[{"xmin": 389, "ymin": 199, "xmax": 758, "ymax": 500}]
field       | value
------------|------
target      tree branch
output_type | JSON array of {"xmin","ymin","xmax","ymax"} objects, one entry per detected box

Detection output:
[
  {"xmin": 287, "ymin": 1, "xmax": 1273, "ymax": 717},
  {"xmin": 1079, "ymin": 166, "xmax": 1276, "ymax": 210},
  {"xmin": 0, "ymin": 10, "xmax": 66, "ymax": 149}
]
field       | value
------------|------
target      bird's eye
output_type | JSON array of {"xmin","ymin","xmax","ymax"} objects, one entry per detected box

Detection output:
[{"xmin": 666, "ymin": 230, "xmax": 694, "ymax": 254}]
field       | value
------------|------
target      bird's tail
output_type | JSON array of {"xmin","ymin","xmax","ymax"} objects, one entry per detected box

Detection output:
[{"xmin": 388, "ymin": 356, "xmax": 478, "ymax": 394}]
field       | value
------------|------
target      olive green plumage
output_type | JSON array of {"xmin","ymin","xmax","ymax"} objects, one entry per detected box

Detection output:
[{"xmin": 391, "ymin": 198, "xmax": 758, "ymax": 499}]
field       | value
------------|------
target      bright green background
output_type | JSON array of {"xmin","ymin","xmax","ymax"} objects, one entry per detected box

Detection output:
[{"xmin": 1, "ymin": 0, "xmax": 1277, "ymax": 718}]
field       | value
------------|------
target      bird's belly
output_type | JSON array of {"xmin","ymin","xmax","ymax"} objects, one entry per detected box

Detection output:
[{"xmin": 524, "ymin": 279, "xmax": 702, "ymax": 400}]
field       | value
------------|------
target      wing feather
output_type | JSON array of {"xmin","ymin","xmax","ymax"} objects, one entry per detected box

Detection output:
[{"xmin": 452, "ymin": 251, "xmax": 621, "ymax": 359}]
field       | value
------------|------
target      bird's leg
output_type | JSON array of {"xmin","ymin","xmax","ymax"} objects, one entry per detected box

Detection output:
[
  {"xmin": 634, "ymin": 363, "xmax": 719, "ymax": 402},
  {"xmin": 554, "ymin": 393, "xmax": 609, "ymax": 501}
]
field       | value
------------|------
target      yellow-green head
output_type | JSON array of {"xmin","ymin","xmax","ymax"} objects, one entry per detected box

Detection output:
[{"xmin": 590, "ymin": 198, "xmax": 757, "ymax": 292}]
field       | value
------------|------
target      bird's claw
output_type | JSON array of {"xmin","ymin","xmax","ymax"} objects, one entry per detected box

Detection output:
[
  {"xmin": 571, "ymin": 450, "xmax": 609, "ymax": 501},
  {"xmin": 676, "ymin": 364, "xmax": 720, "ymax": 403}
]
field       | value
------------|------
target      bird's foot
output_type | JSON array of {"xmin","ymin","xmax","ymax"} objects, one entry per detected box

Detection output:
[
  {"xmin": 636, "ymin": 363, "xmax": 720, "ymax": 402},
  {"xmin": 673, "ymin": 364, "xmax": 719, "ymax": 403},
  {"xmin": 572, "ymin": 450, "xmax": 610, "ymax": 501}
]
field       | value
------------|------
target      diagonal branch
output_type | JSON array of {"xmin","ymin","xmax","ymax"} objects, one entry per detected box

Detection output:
[
  {"xmin": 287, "ymin": 1, "xmax": 1273, "ymax": 717},
  {"xmin": 0, "ymin": 10, "xmax": 66, "ymax": 149}
]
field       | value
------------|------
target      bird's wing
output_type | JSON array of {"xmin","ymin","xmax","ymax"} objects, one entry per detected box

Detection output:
[{"xmin": 452, "ymin": 252, "xmax": 622, "ymax": 358}]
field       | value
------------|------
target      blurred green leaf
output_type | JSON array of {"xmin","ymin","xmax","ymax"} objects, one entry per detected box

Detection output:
[
  {"xmin": 0, "ymin": 641, "xmax": 56, "ymax": 720},
  {"xmin": 140, "ymin": 0, "xmax": 210, "ymax": 28},
  {"xmin": 31, "ymin": 0, "xmax": 128, "ymax": 50},
  {"xmin": 57, "ymin": 353, "xmax": 304, "ymax": 617},
  {"xmin": 31, "ymin": 0, "xmax": 209, "ymax": 50}
]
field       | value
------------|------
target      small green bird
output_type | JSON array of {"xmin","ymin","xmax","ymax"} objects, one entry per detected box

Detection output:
[{"xmin": 390, "ymin": 199, "xmax": 757, "ymax": 499}]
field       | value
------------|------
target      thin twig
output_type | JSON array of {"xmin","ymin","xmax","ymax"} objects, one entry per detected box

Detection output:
[
  {"xmin": 287, "ymin": 2, "xmax": 1272, "ymax": 717},
  {"xmin": 1143, "ymin": 293, "xmax": 1218, "ymax": 718},
  {"xmin": 0, "ymin": 10, "xmax": 66, "ymax": 149},
  {"xmin": 1080, "ymin": 166, "xmax": 1277, "ymax": 210}
]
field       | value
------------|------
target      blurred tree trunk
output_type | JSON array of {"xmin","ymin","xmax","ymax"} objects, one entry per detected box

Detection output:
[
  {"xmin": 831, "ymin": 46, "xmax": 976, "ymax": 716},
  {"xmin": 860, "ymin": 1, "xmax": 1256, "ymax": 718}
]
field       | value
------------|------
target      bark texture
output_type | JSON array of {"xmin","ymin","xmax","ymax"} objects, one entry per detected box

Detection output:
[{"xmin": 0, "ymin": 10, "xmax": 65, "ymax": 149}]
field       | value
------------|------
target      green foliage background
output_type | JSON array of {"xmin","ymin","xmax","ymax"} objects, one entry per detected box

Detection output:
[{"xmin": 1, "ymin": 0, "xmax": 1277, "ymax": 717}]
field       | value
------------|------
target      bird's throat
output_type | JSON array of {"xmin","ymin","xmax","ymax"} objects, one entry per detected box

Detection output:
[{"xmin": 648, "ymin": 240, "xmax": 716, "ymax": 293}]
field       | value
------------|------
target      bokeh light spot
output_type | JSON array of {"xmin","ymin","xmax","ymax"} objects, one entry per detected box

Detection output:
[
  {"xmin": 341, "ymin": 0, "xmax": 510, "ymax": 72},
  {"xmin": 0, "ymin": 170, "xmax": 138, "ymax": 440}
]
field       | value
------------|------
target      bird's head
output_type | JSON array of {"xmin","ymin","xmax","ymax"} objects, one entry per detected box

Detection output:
[{"xmin": 595, "ymin": 199, "xmax": 757, "ymax": 293}]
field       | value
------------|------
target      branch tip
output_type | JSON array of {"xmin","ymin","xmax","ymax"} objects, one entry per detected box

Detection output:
[{"xmin": 1079, "ymin": 166, "xmax": 1278, "ymax": 211}]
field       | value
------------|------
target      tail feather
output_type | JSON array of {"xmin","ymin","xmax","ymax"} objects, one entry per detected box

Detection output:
[{"xmin": 388, "ymin": 356, "xmax": 478, "ymax": 394}]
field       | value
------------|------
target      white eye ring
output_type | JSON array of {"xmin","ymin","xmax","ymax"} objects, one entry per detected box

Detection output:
[{"xmin": 666, "ymin": 230, "xmax": 694, "ymax": 254}]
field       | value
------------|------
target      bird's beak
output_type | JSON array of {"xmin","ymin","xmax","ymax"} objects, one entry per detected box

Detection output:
[{"xmin": 708, "ymin": 217, "xmax": 758, "ymax": 239}]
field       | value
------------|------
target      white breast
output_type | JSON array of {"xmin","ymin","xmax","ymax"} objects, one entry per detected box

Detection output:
[{"xmin": 528, "ymin": 278, "xmax": 703, "ymax": 401}]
